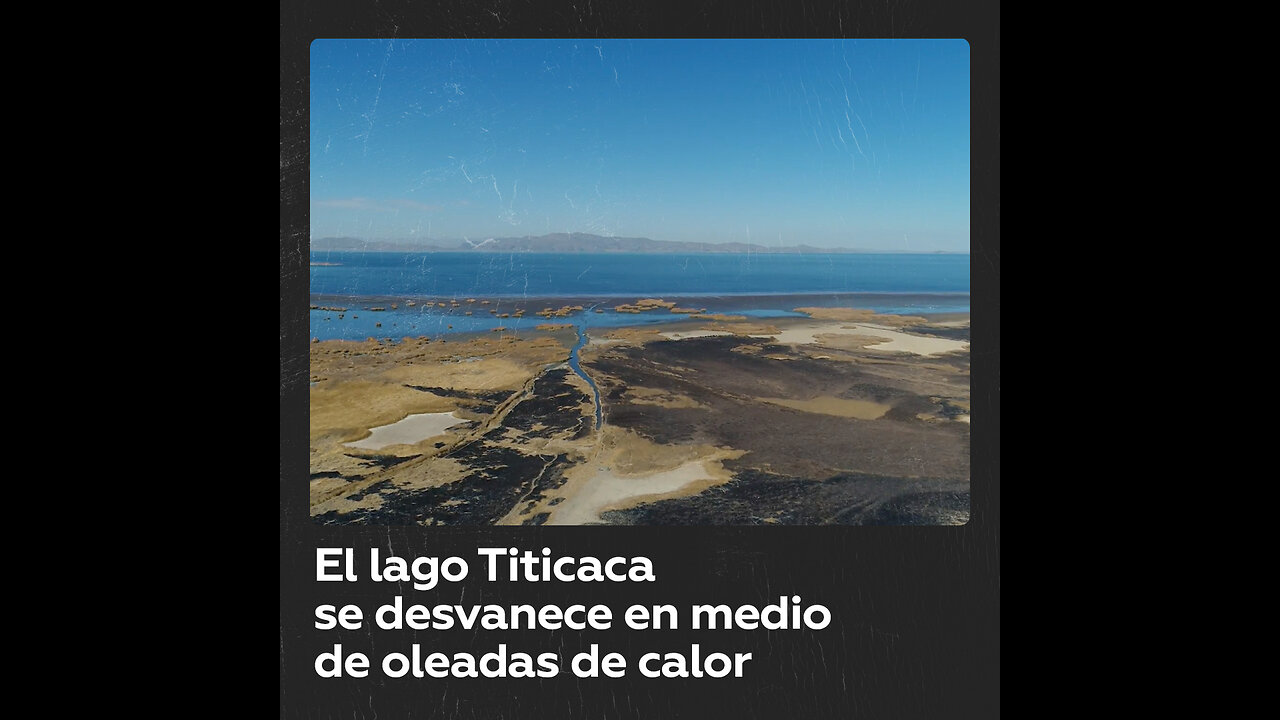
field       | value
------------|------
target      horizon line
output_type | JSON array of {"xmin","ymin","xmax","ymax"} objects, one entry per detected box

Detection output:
[{"xmin": 309, "ymin": 234, "xmax": 971, "ymax": 254}]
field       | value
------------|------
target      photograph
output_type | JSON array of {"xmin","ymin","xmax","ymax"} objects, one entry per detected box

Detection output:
[{"xmin": 307, "ymin": 38, "xmax": 971, "ymax": 526}]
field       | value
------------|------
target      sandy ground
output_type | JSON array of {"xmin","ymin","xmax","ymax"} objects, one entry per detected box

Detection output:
[
  {"xmin": 759, "ymin": 396, "xmax": 891, "ymax": 419},
  {"xmin": 750, "ymin": 321, "xmax": 968, "ymax": 356},
  {"xmin": 344, "ymin": 411, "xmax": 465, "ymax": 450},
  {"xmin": 659, "ymin": 329, "xmax": 734, "ymax": 341},
  {"xmin": 546, "ymin": 459, "xmax": 720, "ymax": 524},
  {"xmin": 622, "ymin": 386, "xmax": 707, "ymax": 409},
  {"xmin": 507, "ymin": 425, "xmax": 745, "ymax": 525},
  {"xmin": 748, "ymin": 321, "xmax": 845, "ymax": 346},
  {"xmin": 844, "ymin": 323, "xmax": 969, "ymax": 356},
  {"xmin": 793, "ymin": 307, "xmax": 928, "ymax": 326},
  {"xmin": 309, "ymin": 333, "xmax": 572, "ymax": 445},
  {"xmin": 591, "ymin": 326, "xmax": 662, "ymax": 347},
  {"xmin": 312, "ymin": 306, "xmax": 970, "ymax": 525}
]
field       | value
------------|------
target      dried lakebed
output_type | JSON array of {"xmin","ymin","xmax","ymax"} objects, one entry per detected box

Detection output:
[{"xmin": 308, "ymin": 310, "xmax": 970, "ymax": 525}]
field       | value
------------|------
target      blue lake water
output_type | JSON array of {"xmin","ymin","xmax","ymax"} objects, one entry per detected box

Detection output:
[
  {"xmin": 309, "ymin": 251, "xmax": 969, "ymax": 341},
  {"xmin": 568, "ymin": 323, "xmax": 604, "ymax": 429}
]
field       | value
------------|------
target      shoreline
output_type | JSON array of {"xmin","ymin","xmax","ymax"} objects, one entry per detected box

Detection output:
[
  {"xmin": 308, "ymin": 293, "xmax": 970, "ymax": 343},
  {"xmin": 310, "ymin": 248, "xmax": 972, "ymax": 256},
  {"xmin": 310, "ymin": 290, "xmax": 971, "ymax": 304},
  {"xmin": 308, "ymin": 303, "xmax": 970, "ymax": 526},
  {"xmin": 309, "ymin": 309, "xmax": 970, "ymax": 347}
]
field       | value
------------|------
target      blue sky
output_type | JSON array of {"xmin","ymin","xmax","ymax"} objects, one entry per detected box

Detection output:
[{"xmin": 310, "ymin": 39, "xmax": 970, "ymax": 251}]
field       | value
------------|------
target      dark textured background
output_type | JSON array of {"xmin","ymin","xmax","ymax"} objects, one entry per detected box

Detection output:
[{"xmin": 280, "ymin": 2, "xmax": 1000, "ymax": 717}]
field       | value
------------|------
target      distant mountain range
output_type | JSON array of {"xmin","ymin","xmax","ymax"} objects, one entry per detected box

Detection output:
[{"xmin": 310, "ymin": 233, "xmax": 963, "ymax": 254}]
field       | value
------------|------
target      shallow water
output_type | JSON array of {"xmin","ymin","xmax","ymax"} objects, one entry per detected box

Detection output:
[
  {"xmin": 568, "ymin": 322, "xmax": 604, "ymax": 430},
  {"xmin": 309, "ymin": 251, "xmax": 969, "ymax": 341}
]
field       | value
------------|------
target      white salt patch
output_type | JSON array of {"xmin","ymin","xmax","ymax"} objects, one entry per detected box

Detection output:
[
  {"xmin": 749, "ymin": 322, "xmax": 835, "ymax": 345},
  {"xmin": 751, "ymin": 322, "xmax": 968, "ymax": 357},
  {"xmin": 848, "ymin": 323, "xmax": 969, "ymax": 356},
  {"xmin": 345, "ymin": 412, "xmax": 464, "ymax": 450},
  {"xmin": 548, "ymin": 460, "xmax": 715, "ymax": 525}
]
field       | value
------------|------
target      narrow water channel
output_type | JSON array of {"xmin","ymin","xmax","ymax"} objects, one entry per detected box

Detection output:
[{"xmin": 567, "ymin": 322, "xmax": 604, "ymax": 430}]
